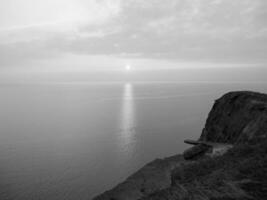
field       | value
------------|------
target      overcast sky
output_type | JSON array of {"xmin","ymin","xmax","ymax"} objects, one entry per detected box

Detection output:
[{"xmin": 0, "ymin": 0, "xmax": 266, "ymax": 80}]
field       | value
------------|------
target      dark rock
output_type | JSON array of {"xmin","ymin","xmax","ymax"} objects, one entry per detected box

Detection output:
[
  {"xmin": 183, "ymin": 140, "xmax": 233, "ymax": 159},
  {"xmin": 183, "ymin": 144, "xmax": 211, "ymax": 160},
  {"xmin": 200, "ymin": 91, "xmax": 267, "ymax": 144}
]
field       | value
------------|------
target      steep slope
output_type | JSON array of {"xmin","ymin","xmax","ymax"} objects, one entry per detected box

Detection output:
[{"xmin": 93, "ymin": 155, "xmax": 184, "ymax": 200}]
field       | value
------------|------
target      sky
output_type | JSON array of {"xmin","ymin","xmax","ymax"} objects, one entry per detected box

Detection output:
[{"xmin": 0, "ymin": 0, "xmax": 266, "ymax": 82}]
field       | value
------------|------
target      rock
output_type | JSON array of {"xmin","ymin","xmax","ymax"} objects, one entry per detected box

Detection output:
[
  {"xmin": 183, "ymin": 144, "xmax": 211, "ymax": 160},
  {"xmin": 183, "ymin": 140, "xmax": 233, "ymax": 160},
  {"xmin": 200, "ymin": 91, "xmax": 267, "ymax": 144}
]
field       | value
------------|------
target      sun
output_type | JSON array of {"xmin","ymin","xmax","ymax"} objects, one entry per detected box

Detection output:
[{"xmin": 125, "ymin": 65, "xmax": 131, "ymax": 71}]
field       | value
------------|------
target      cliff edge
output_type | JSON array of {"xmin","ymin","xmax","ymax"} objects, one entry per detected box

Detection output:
[{"xmin": 93, "ymin": 91, "xmax": 267, "ymax": 200}]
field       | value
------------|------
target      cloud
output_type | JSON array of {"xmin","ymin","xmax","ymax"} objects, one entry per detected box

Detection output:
[{"xmin": 0, "ymin": 0, "xmax": 267, "ymax": 68}]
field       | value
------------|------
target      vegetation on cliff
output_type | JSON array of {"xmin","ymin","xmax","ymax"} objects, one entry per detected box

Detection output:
[{"xmin": 144, "ymin": 138, "xmax": 267, "ymax": 199}]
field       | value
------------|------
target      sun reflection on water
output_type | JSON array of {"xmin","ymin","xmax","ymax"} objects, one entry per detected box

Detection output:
[{"xmin": 119, "ymin": 83, "xmax": 136, "ymax": 156}]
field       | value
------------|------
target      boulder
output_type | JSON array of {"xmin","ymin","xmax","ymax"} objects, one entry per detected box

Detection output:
[{"xmin": 183, "ymin": 144, "xmax": 211, "ymax": 160}]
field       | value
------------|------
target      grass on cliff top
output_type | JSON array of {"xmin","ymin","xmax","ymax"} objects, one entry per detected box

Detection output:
[{"xmin": 171, "ymin": 138, "xmax": 267, "ymax": 199}]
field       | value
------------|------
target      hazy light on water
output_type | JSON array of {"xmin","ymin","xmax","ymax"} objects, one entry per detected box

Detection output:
[{"xmin": 119, "ymin": 83, "xmax": 136, "ymax": 156}]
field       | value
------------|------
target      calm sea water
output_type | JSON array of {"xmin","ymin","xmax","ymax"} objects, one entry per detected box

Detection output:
[{"xmin": 0, "ymin": 82, "xmax": 266, "ymax": 199}]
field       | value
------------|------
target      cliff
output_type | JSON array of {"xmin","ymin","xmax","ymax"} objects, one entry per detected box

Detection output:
[
  {"xmin": 93, "ymin": 91, "xmax": 267, "ymax": 200},
  {"xmin": 200, "ymin": 91, "xmax": 267, "ymax": 143}
]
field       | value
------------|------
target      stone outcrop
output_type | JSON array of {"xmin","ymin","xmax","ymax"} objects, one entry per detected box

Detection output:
[
  {"xmin": 93, "ymin": 91, "xmax": 267, "ymax": 200},
  {"xmin": 200, "ymin": 91, "xmax": 267, "ymax": 143},
  {"xmin": 183, "ymin": 144, "xmax": 211, "ymax": 160}
]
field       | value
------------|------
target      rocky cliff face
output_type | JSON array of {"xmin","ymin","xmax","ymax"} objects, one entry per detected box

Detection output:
[
  {"xmin": 93, "ymin": 91, "xmax": 267, "ymax": 200},
  {"xmin": 200, "ymin": 91, "xmax": 267, "ymax": 143}
]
